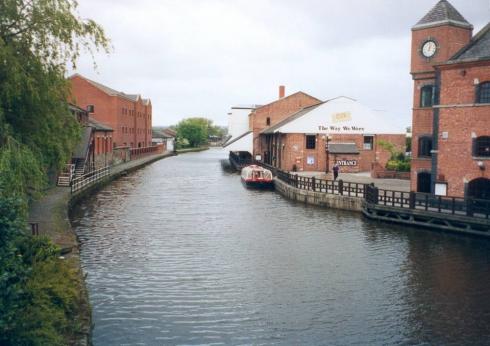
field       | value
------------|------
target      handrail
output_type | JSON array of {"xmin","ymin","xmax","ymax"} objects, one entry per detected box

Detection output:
[
  {"xmin": 71, "ymin": 166, "xmax": 110, "ymax": 194},
  {"xmin": 259, "ymin": 163, "xmax": 490, "ymax": 220}
]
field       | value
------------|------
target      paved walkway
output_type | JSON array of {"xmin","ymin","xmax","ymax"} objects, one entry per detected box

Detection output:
[
  {"xmin": 293, "ymin": 171, "xmax": 410, "ymax": 192},
  {"xmin": 28, "ymin": 151, "xmax": 174, "ymax": 253}
]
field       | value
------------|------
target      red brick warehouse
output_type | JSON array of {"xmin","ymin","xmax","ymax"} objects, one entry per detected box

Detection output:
[
  {"xmin": 69, "ymin": 74, "xmax": 153, "ymax": 150},
  {"xmin": 410, "ymin": 0, "xmax": 490, "ymax": 198}
]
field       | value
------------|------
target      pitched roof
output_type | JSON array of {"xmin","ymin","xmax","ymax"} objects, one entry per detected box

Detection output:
[
  {"xmin": 70, "ymin": 73, "xmax": 151, "ymax": 104},
  {"xmin": 253, "ymin": 91, "xmax": 322, "ymax": 112},
  {"xmin": 448, "ymin": 23, "xmax": 490, "ymax": 63},
  {"xmin": 152, "ymin": 128, "xmax": 176, "ymax": 139},
  {"xmin": 260, "ymin": 96, "xmax": 357, "ymax": 135},
  {"xmin": 89, "ymin": 118, "xmax": 113, "ymax": 131},
  {"xmin": 223, "ymin": 131, "xmax": 252, "ymax": 148},
  {"xmin": 260, "ymin": 102, "xmax": 324, "ymax": 134},
  {"xmin": 413, "ymin": 0, "xmax": 472, "ymax": 30}
]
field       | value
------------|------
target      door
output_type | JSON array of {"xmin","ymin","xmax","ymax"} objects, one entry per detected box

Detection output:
[
  {"xmin": 417, "ymin": 172, "xmax": 431, "ymax": 193},
  {"xmin": 468, "ymin": 178, "xmax": 490, "ymax": 200}
]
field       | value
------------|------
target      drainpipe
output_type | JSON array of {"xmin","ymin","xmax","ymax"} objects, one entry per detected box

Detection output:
[{"xmin": 431, "ymin": 68, "xmax": 441, "ymax": 194}]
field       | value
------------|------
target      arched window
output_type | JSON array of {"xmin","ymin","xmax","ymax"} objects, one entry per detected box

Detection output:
[
  {"xmin": 418, "ymin": 136, "xmax": 432, "ymax": 157},
  {"xmin": 473, "ymin": 136, "xmax": 490, "ymax": 157},
  {"xmin": 476, "ymin": 82, "xmax": 490, "ymax": 104},
  {"xmin": 420, "ymin": 85, "xmax": 434, "ymax": 107}
]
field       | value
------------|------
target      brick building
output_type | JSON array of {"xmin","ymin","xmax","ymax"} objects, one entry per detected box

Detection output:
[
  {"xmin": 259, "ymin": 96, "xmax": 406, "ymax": 173},
  {"xmin": 410, "ymin": 0, "xmax": 490, "ymax": 198},
  {"xmin": 69, "ymin": 74, "xmax": 152, "ymax": 149},
  {"xmin": 251, "ymin": 86, "xmax": 322, "ymax": 161}
]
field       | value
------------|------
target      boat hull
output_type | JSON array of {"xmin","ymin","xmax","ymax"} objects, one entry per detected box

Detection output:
[{"xmin": 241, "ymin": 179, "xmax": 274, "ymax": 189}]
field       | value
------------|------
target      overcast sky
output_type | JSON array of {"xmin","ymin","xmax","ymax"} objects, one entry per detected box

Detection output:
[{"xmin": 70, "ymin": 0, "xmax": 489, "ymax": 127}]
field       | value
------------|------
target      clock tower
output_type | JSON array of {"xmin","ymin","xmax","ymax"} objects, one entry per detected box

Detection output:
[{"xmin": 410, "ymin": 0, "xmax": 473, "ymax": 193}]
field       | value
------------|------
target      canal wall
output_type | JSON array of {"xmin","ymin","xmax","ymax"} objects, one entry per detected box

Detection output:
[
  {"xmin": 274, "ymin": 178, "xmax": 363, "ymax": 212},
  {"xmin": 28, "ymin": 151, "xmax": 175, "ymax": 346},
  {"xmin": 176, "ymin": 147, "xmax": 209, "ymax": 154}
]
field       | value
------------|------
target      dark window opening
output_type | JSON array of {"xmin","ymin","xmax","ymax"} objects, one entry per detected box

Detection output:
[
  {"xmin": 418, "ymin": 136, "xmax": 432, "ymax": 157},
  {"xmin": 363, "ymin": 136, "xmax": 374, "ymax": 150},
  {"xmin": 468, "ymin": 178, "xmax": 490, "ymax": 200},
  {"xmin": 266, "ymin": 117, "xmax": 271, "ymax": 126},
  {"xmin": 477, "ymin": 82, "xmax": 490, "ymax": 104},
  {"xmin": 473, "ymin": 136, "xmax": 490, "ymax": 157},
  {"xmin": 306, "ymin": 135, "xmax": 316, "ymax": 150},
  {"xmin": 420, "ymin": 85, "xmax": 434, "ymax": 108},
  {"xmin": 417, "ymin": 172, "xmax": 431, "ymax": 193},
  {"xmin": 87, "ymin": 104, "xmax": 95, "ymax": 113}
]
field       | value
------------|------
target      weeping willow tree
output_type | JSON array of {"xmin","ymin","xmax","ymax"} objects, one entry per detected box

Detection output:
[{"xmin": 0, "ymin": 0, "xmax": 110, "ymax": 343}]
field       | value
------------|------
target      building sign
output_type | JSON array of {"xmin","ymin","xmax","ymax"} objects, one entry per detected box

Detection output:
[
  {"xmin": 331, "ymin": 112, "xmax": 352, "ymax": 123},
  {"xmin": 318, "ymin": 125, "xmax": 365, "ymax": 132},
  {"xmin": 307, "ymin": 156, "xmax": 315, "ymax": 165},
  {"xmin": 336, "ymin": 160, "xmax": 358, "ymax": 166}
]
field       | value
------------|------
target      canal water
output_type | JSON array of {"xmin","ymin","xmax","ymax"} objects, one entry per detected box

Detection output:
[{"xmin": 70, "ymin": 149, "xmax": 490, "ymax": 345}]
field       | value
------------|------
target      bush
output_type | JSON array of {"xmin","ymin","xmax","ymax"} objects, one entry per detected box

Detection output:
[{"xmin": 0, "ymin": 236, "xmax": 82, "ymax": 346}]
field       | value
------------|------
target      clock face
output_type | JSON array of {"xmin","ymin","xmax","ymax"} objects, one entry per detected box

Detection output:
[{"xmin": 422, "ymin": 40, "xmax": 437, "ymax": 58}]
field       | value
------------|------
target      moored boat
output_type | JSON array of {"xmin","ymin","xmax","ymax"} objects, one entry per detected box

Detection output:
[{"xmin": 241, "ymin": 165, "xmax": 274, "ymax": 189}]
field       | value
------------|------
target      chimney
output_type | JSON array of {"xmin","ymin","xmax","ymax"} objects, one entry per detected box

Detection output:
[{"xmin": 279, "ymin": 85, "xmax": 285, "ymax": 99}]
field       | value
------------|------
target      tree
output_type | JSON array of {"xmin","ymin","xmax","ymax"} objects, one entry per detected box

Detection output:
[
  {"xmin": 0, "ymin": 1, "xmax": 110, "ymax": 343},
  {"xmin": 0, "ymin": 0, "xmax": 110, "ymax": 179},
  {"xmin": 377, "ymin": 139, "xmax": 411, "ymax": 172},
  {"xmin": 175, "ymin": 118, "xmax": 209, "ymax": 148}
]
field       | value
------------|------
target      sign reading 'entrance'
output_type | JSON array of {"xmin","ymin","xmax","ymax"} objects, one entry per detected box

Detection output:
[{"xmin": 336, "ymin": 160, "xmax": 358, "ymax": 166}]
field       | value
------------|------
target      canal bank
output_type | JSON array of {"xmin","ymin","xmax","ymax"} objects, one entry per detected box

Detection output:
[{"xmin": 27, "ymin": 151, "xmax": 175, "ymax": 345}]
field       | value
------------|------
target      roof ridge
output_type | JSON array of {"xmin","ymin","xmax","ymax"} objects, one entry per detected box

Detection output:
[
  {"xmin": 70, "ymin": 73, "xmax": 149, "ymax": 104},
  {"xmin": 253, "ymin": 91, "xmax": 322, "ymax": 111}
]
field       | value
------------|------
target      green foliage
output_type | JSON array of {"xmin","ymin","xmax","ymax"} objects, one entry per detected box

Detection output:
[
  {"xmin": 0, "ymin": 1, "xmax": 110, "ymax": 344},
  {"xmin": 175, "ymin": 117, "xmax": 226, "ymax": 148},
  {"xmin": 378, "ymin": 139, "xmax": 411, "ymax": 172},
  {"xmin": 1, "ymin": 236, "xmax": 82, "ymax": 346},
  {"xmin": 176, "ymin": 117, "xmax": 209, "ymax": 148}
]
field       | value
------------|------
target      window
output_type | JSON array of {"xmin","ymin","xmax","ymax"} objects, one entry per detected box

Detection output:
[
  {"xmin": 87, "ymin": 104, "xmax": 95, "ymax": 113},
  {"xmin": 418, "ymin": 136, "xmax": 432, "ymax": 157},
  {"xmin": 420, "ymin": 85, "xmax": 434, "ymax": 107},
  {"xmin": 266, "ymin": 117, "xmax": 271, "ymax": 126},
  {"xmin": 476, "ymin": 82, "xmax": 490, "ymax": 104},
  {"xmin": 473, "ymin": 136, "xmax": 490, "ymax": 157},
  {"xmin": 306, "ymin": 135, "xmax": 316, "ymax": 149},
  {"xmin": 363, "ymin": 136, "xmax": 374, "ymax": 150}
]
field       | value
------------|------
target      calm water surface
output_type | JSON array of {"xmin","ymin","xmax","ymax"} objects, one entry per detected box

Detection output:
[{"xmin": 70, "ymin": 149, "xmax": 490, "ymax": 345}]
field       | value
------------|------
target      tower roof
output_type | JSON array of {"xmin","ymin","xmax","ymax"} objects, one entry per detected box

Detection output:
[{"xmin": 413, "ymin": 0, "xmax": 473, "ymax": 30}]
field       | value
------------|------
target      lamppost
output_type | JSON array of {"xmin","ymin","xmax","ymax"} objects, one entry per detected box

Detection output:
[{"xmin": 324, "ymin": 135, "xmax": 332, "ymax": 173}]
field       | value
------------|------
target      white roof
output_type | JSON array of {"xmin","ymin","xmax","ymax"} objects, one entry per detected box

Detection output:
[
  {"xmin": 266, "ymin": 96, "xmax": 405, "ymax": 135},
  {"xmin": 223, "ymin": 131, "xmax": 253, "ymax": 153}
]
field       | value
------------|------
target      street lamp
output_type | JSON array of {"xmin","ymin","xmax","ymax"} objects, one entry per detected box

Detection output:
[{"xmin": 323, "ymin": 135, "xmax": 333, "ymax": 173}]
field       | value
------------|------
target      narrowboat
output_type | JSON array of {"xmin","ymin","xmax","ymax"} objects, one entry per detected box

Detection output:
[{"xmin": 241, "ymin": 165, "xmax": 274, "ymax": 189}]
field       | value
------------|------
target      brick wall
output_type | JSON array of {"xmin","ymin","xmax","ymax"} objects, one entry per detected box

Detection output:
[
  {"xmin": 251, "ymin": 92, "xmax": 321, "ymax": 156},
  {"xmin": 276, "ymin": 133, "xmax": 405, "ymax": 173},
  {"xmin": 436, "ymin": 62, "xmax": 490, "ymax": 197},
  {"xmin": 70, "ymin": 75, "xmax": 152, "ymax": 150}
]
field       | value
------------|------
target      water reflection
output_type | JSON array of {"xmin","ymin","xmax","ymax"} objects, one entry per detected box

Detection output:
[{"xmin": 70, "ymin": 149, "xmax": 490, "ymax": 345}]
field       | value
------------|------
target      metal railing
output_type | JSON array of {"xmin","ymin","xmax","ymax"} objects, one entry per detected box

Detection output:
[
  {"xmin": 365, "ymin": 185, "xmax": 490, "ymax": 220},
  {"xmin": 249, "ymin": 162, "xmax": 490, "ymax": 220},
  {"xmin": 130, "ymin": 146, "xmax": 159, "ymax": 160},
  {"xmin": 274, "ymin": 170, "xmax": 365, "ymax": 197},
  {"xmin": 71, "ymin": 166, "xmax": 110, "ymax": 194}
]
